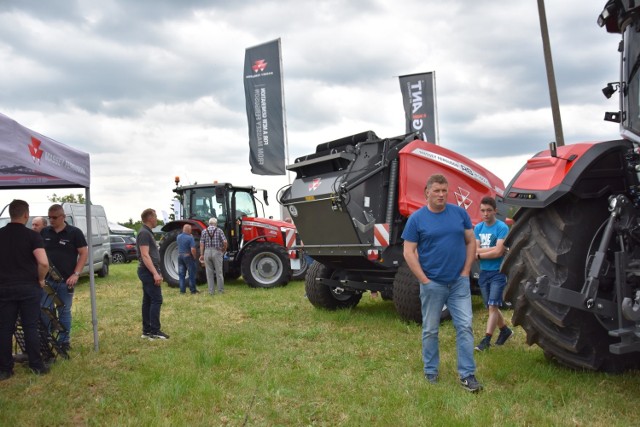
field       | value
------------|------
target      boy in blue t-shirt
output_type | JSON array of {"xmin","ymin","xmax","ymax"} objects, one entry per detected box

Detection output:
[{"xmin": 474, "ymin": 196, "xmax": 512, "ymax": 351}]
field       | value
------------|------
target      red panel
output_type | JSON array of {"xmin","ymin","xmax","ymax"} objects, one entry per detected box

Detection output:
[
  {"xmin": 398, "ymin": 140, "xmax": 506, "ymax": 225},
  {"xmin": 509, "ymin": 143, "xmax": 596, "ymax": 191}
]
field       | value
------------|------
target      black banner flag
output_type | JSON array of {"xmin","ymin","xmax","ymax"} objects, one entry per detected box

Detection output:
[
  {"xmin": 244, "ymin": 39, "xmax": 286, "ymax": 175},
  {"xmin": 399, "ymin": 72, "xmax": 438, "ymax": 144}
]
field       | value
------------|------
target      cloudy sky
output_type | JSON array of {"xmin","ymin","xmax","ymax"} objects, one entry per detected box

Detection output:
[{"xmin": 0, "ymin": 0, "xmax": 622, "ymax": 223}]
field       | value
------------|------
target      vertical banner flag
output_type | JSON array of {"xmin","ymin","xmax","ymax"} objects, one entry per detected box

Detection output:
[
  {"xmin": 244, "ymin": 39, "xmax": 286, "ymax": 175},
  {"xmin": 399, "ymin": 72, "xmax": 438, "ymax": 144}
]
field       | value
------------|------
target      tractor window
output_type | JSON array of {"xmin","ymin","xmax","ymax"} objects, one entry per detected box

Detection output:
[
  {"xmin": 232, "ymin": 191, "xmax": 257, "ymax": 218},
  {"xmin": 626, "ymin": 25, "xmax": 640, "ymax": 138},
  {"xmin": 188, "ymin": 188, "xmax": 224, "ymax": 222}
]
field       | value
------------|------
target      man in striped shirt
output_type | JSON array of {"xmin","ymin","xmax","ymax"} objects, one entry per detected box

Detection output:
[{"xmin": 199, "ymin": 218, "xmax": 227, "ymax": 295}]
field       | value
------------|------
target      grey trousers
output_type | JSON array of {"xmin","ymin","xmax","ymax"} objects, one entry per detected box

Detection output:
[{"xmin": 204, "ymin": 249, "xmax": 224, "ymax": 293}]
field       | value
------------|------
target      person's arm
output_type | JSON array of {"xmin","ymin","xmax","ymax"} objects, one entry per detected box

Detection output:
[
  {"xmin": 66, "ymin": 246, "xmax": 88, "ymax": 288},
  {"xmin": 140, "ymin": 244, "xmax": 163, "ymax": 285},
  {"xmin": 33, "ymin": 248, "xmax": 49, "ymax": 288},
  {"xmin": 461, "ymin": 229, "xmax": 475, "ymax": 277},
  {"xmin": 190, "ymin": 238, "xmax": 197, "ymax": 258},
  {"xmin": 477, "ymin": 238, "xmax": 506, "ymax": 259},
  {"xmin": 403, "ymin": 240, "xmax": 429, "ymax": 284},
  {"xmin": 199, "ymin": 242, "xmax": 205, "ymax": 263}
]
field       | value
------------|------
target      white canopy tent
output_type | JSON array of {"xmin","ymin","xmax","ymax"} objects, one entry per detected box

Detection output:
[{"xmin": 0, "ymin": 112, "xmax": 100, "ymax": 351}]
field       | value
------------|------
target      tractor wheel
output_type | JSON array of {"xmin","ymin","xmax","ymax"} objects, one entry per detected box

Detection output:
[
  {"xmin": 112, "ymin": 251, "xmax": 125, "ymax": 264},
  {"xmin": 304, "ymin": 262, "xmax": 362, "ymax": 310},
  {"xmin": 159, "ymin": 230, "xmax": 180, "ymax": 288},
  {"xmin": 241, "ymin": 243, "xmax": 292, "ymax": 288},
  {"xmin": 502, "ymin": 195, "xmax": 639, "ymax": 372},
  {"xmin": 292, "ymin": 254, "xmax": 311, "ymax": 281},
  {"xmin": 393, "ymin": 263, "xmax": 422, "ymax": 323}
]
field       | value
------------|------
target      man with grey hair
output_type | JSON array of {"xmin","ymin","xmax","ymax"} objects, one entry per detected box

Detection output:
[
  {"xmin": 31, "ymin": 216, "xmax": 48, "ymax": 233},
  {"xmin": 199, "ymin": 217, "xmax": 227, "ymax": 295}
]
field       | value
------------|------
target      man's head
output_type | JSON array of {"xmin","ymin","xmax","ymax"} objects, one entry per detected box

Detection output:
[
  {"xmin": 9, "ymin": 199, "xmax": 29, "ymax": 222},
  {"xmin": 47, "ymin": 204, "xmax": 66, "ymax": 229},
  {"xmin": 479, "ymin": 196, "xmax": 497, "ymax": 225},
  {"xmin": 32, "ymin": 216, "xmax": 48, "ymax": 232},
  {"xmin": 182, "ymin": 224, "xmax": 192, "ymax": 234},
  {"xmin": 141, "ymin": 208, "xmax": 158, "ymax": 227},
  {"xmin": 208, "ymin": 218, "xmax": 218, "ymax": 226},
  {"xmin": 424, "ymin": 174, "xmax": 448, "ymax": 212}
]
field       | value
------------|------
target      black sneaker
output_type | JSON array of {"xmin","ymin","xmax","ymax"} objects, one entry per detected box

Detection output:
[
  {"xmin": 495, "ymin": 327, "xmax": 513, "ymax": 346},
  {"xmin": 141, "ymin": 332, "xmax": 155, "ymax": 340},
  {"xmin": 425, "ymin": 373, "xmax": 438, "ymax": 384},
  {"xmin": 191, "ymin": 290, "xmax": 200, "ymax": 294},
  {"xmin": 152, "ymin": 331, "xmax": 170, "ymax": 340},
  {"xmin": 59, "ymin": 342, "xmax": 71, "ymax": 352},
  {"xmin": 460, "ymin": 375, "xmax": 483, "ymax": 392},
  {"xmin": 475, "ymin": 336, "xmax": 491, "ymax": 352}
]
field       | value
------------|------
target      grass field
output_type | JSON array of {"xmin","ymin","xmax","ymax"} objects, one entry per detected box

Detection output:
[{"xmin": 1, "ymin": 263, "xmax": 640, "ymax": 426}]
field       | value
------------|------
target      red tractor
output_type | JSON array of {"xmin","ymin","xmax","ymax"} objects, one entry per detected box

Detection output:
[
  {"xmin": 159, "ymin": 178, "xmax": 307, "ymax": 288},
  {"xmin": 501, "ymin": 1, "xmax": 640, "ymax": 372}
]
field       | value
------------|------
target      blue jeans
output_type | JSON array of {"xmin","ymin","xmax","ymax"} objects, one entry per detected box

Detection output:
[
  {"xmin": 139, "ymin": 268, "xmax": 163, "ymax": 334},
  {"xmin": 178, "ymin": 255, "xmax": 197, "ymax": 293},
  {"xmin": 42, "ymin": 279, "xmax": 73, "ymax": 345},
  {"xmin": 420, "ymin": 276, "xmax": 476, "ymax": 379},
  {"xmin": 0, "ymin": 284, "xmax": 46, "ymax": 373},
  {"xmin": 479, "ymin": 270, "xmax": 507, "ymax": 307}
]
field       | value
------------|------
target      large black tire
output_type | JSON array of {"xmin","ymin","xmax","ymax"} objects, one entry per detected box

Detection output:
[
  {"xmin": 393, "ymin": 263, "xmax": 422, "ymax": 323},
  {"xmin": 291, "ymin": 254, "xmax": 310, "ymax": 281},
  {"xmin": 224, "ymin": 264, "xmax": 242, "ymax": 281},
  {"xmin": 241, "ymin": 242, "xmax": 292, "ymax": 288},
  {"xmin": 159, "ymin": 230, "xmax": 180, "ymax": 288},
  {"xmin": 502, "ymin": 195, "xmax": 638, "ymax": 372},
  {"xmin": 304, "ymin": 262, "xmax": 362, "ymax": 310}
]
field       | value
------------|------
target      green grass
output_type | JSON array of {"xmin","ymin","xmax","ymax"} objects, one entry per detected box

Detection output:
[{"xmin": 2, "ymin": 263, "xmax": 640, "ymax": 426}]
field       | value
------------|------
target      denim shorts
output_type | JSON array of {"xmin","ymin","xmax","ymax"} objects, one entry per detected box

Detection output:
[{"xmin": 478, "ymin": 270, "xmax": 507, "ymax": 307}]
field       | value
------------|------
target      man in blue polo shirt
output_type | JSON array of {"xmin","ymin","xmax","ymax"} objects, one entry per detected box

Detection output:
[
  {"xmin": 402, "ymin": 174, "xmax": 482, "ymax": 392},
  {"xmin": 176, "ymin": 224, "xmax": 198, "ymax": 294}
]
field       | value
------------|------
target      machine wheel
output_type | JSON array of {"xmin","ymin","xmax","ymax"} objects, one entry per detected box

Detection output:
[
  {"xmin": 393, "ymin": 263, "xmax": 454, "ymax": 323},
  {"xmin": 291, "ymin": 254, "xmax": 311, "ymax": 281},
  {"xmin": 112, "ymin": 251, "xmax": 125, "ymax": 264},
  {"xmin": 241, "ymin": 242, "xmax": 292, "ymax": 288},
  {"xmin": 97, "ymin": 256, "xmax": 109, "ymax": 278},
  {"xmin": 305, "ymin": 262, "xmax": 362, "ymax": 310},
  {"xmin": 225, "ymin": 265, "xmax": 242, "ymax": 281},
  {"xmin": 502, "ymin": 195, "xmax": 638, "ymax": 372},
  {"xmin": 159, "ymin": 230, "xmax": 180, "ymax": 288},
  {"xmin": 393, "ymin": 263, "xmax": 422, "ymax": 323}
]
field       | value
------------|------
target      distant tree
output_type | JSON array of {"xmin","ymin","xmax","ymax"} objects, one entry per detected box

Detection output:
[{"xmin": 48, "ymin": 193, "xmax": 86, "ymax": 204}]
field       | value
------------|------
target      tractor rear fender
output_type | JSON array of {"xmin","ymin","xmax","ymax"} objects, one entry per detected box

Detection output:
[{"xmin": 505, "ymin": 139, "xmax": 634, "ymax": 211}]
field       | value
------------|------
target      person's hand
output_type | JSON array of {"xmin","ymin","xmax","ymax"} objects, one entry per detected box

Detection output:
[
  {"xmin": 66, "ymin": 274, "xmax": 79, "ymax": 288},
  {"xmin": 38, "ymin": 279, "xmax": 45, "ymax": 288},
  {"xmin": 153, "ymin": 272, "xmax": 163, "ymax": 286}
]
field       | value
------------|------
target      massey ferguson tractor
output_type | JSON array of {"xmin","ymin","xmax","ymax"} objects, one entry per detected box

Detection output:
[
  {"xmin": 501, "ymin": 1, "xmax": 640, "ymax": 372},
  {"xmin": 279, "ymin": 130, "xmax": 507, "ymax": 322},
  {"xmin": 159, "ymin": 178, "xmax": 306, "ymax": 288}
]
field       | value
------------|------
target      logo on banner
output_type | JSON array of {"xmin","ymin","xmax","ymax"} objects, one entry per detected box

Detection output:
[
  {"xmin": 455, "ymin": 187, "xmax": 473, "ymax": 210},
  {"xmin": 252, "ymin": 59, "xmax": 268, "ymax": 73},
  {"xmin": 28, "ymin": 136, "xmax": 44, "ymax": 164},
  {"xmin": 309, "ymin": 178, "xmax": 321, "ymax": 191}
]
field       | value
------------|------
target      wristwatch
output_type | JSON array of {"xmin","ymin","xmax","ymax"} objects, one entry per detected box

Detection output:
[{"xmin": 73, "ymin": 272, "xmax": 80, "ymax": 277}]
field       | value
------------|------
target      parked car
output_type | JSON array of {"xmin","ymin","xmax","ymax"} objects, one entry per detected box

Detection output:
[{"xmin": 110, "ymin": 235, "xmax": 138, "ymax": 263}]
